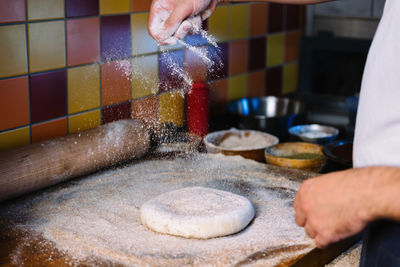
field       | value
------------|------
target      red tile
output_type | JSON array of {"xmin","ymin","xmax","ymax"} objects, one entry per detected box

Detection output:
[
  {"xmin": 132, "ymin": 0, "xmax": 152, "ymax": 12},
  {"xmin": 268, "ymin": 3, "xmax": 284, "ymax": 33},
  {"xmin": 0, "ymin": 76, "xmax": 29, "ymax": 131},
  {"xmin": 0, "ymin": 0, "xmax": 25, "ymax": 23},
  {"xmin": 248, "ymin": 70, "xmax": 266, "ymax": 97},
  {"xmin": 132, "ymin": 96, "xmax": 158, "ymax": 127},
  {"xmin": 185, "ymin": 48, "xmax": 208, "ymax": 82},
  {"xmin": 30, "ymin": 70, "xmax": 67, "ymax": 123},
  {"xmin": 101, "ymin": 15, "xmax": 131, "ymax": 61},
  {"xmin": 209, "ymin": 78, "xmax": 228, "ymax": 114},
  {"xmin": 102, "ymin": 101, "xmax": 131, "ymax": 124},
  {"xmin": 249, "ymin": 37, "xmax": 266, "ymax": 71},
  {"xmin": 101, "ymin": 60, "xmax": 131, "ymax": 106},
  {"xmin": 285, "ymin": 31, "xmax": 301, "ymax": 62},
  {"xmin": 250, "ymin": 3, "xmax": 267, "ymax": 37},
  {"xmin": 31, "ymin": 117, "xmax": 67, "ymax": 143},
  {"xmin": 66, "ymin": 0, "xmax": 99, "ymax": 18},
  {"xmin": 159, "ymin": 50, "xmax": 185, "ymax": 92},
  {"xmin": 266, "ymin": 67, "xmax": 282, "ymax": 96},
  {"xmin": 67, "ymin": 17, "xmax": 100, "ymax": 66},
  {"xmin": 229, "ymin": 40, "xmax": 248, "ymax": 76},
  {"xmin": 286, "ymin": 5, "xmax": 302, "ymax": 31}
]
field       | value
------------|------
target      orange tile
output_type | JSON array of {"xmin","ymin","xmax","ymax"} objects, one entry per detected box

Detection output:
[
  {"xmin": 0, "ymin": 25, "xmax": 28, "ymax": 78},
  {"xmin": 28, "ymin": 21, "xmax": 65, "ymax": 72},
  {"xmin": 229, "ymin": 40, "xmax": 248, "ymax": 76},
  {"xmin": 31, "ymin": 117, "xmax": 67, "ymax": 143},
  {"xmin": 248, "ymin": 70, "xmax": 266, "ymax": 97},
  {"xmin": 132, "ymin": 0, "xmax": 152, "ymax": 12},
  {"xmin": 250, "ymin": 3, "xmax": 268, "ymax": 37},
  {"xmin": 28, "ymin": 0, "xmax": 64, "ymax": 21},
  {"xmin": 67, "ymin": 17, "xmax": 100, "ymax": 66},
  {"xmin": 285, "ymin": 31, "xmax": 301, "ymax": 62},
  {"xmin": 185, "ymin": 47, "xmax": 207, "ymax": 82},
  {"xmin": 0, "ymin": 77, "xmax": 29, "ymax": 131},
  {"xmin": 209, "ymin": 78, "xmax": 228, "ymax": 114},
  {"xmin": 101, "ymin": 60, "xmax": 132, "ymax": 106},
  {"xmin": 0, "ymin": 0, "xmax": 25, "ymax": 23},
  {"xmin": 100, "ymin": 0, "xmax": 130, "ymax": 15},
  {"xmin": 0, "ymin": 126, "xmax": 30, "ymax": 151},
  {"xmin": 132, "ymin": 95, "xmax": 158, "ymax": 127},
  {"xmin": 131, "ymin": 12, "xmax": 158, "ymax": 55}
]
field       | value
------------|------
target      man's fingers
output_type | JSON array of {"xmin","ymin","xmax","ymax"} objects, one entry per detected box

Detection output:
[
  {"xmin": 164, "ymin": 4, "xmax": 193, "ymax": 35},
  {"xmin": 304, "ymin": 223, "xmax": 317, "ymax": 239},
  {"xmin": 201, "ymin": 0, "xmax": 218, "ymax": 20},
  {"xmin": 293, "ymin": 193, "xmax": 306, "ymax": 226}
]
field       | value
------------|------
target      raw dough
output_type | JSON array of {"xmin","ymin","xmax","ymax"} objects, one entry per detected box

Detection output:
[{"xmin": 140, "ymin": 186, "xmax": 255, "ymax": 239}]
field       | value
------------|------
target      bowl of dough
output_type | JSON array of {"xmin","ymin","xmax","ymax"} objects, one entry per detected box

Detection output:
[{"xmin": 203, "ymin": 129, "xmax": 279, "ymax": 162}]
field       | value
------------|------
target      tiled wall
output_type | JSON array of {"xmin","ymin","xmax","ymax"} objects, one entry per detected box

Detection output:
[{"xmin": 0, "ymin": 0, "xmax": 303, "ymax": 151}]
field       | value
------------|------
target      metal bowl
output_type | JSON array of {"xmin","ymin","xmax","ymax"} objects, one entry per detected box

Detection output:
[
  {"xmin": 228, "ymin": 97, "xmax": 306, "ymax": 141},
  {"xmin": 289, "ymin": 124, "xmax": 339, "ymax": 145},
  {"xmin": 323, "ymin": 139, "xmax": 353, "ymax": 167}
]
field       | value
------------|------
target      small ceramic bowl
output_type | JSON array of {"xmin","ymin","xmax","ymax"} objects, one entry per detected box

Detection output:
[
  {"xmin": 289, "ymin": 124, "xmax": 339, "ymax": 145},
  {"xmin": 204, "ymin": 129, "xmax": 279, "ymax": 162},
  {"xmin": 265, "ymin": 142, "xmax": 326, "ymax": 172}
]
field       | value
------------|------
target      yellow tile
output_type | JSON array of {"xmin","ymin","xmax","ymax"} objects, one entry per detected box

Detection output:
[
  {"xmin": 228, "ymin": 74, "xmax": 248, "ymax": 101},
  {"xmin": 0, "ymin": 127, "xmax": 30, "ymax": 151},
  {"xmin": 100, "ymin": 0, "xmax": 130, "ymax": 15},
  {"xmin": 283, "ymin": 63, "xmax": 299, "ymax": 95},
  {"xmin": 132, "ymin": 13, "xmax": 158, "ymax": 55},
  {"xmin": 69, "ymin": 109, "xmax": 101, "ymax": 134},
  {"xmin": 159, "ymin": 91, "xmax": 184, "ymax": 127},
  {"xmin": 230, "ymin": 4, "xmax": 249, "ymax": 40},
  {"xmin": 267, "ymin": 34, "xmax": 284, "ymax": 67},
  {"xmin": 68, "ymin": 64, "xmax": 100, "ymax": 114},
  {"xmin": 208, "ymin": 5, "xmax": 230, "ymax": 42},
  {"xmin": 28, "ymin": 21, "xmax": 65, "ymax": 72},
  {"xmin": 0, "ymin": 25, "xmax": 27, "ymax": 78},
  {"xmin": 132, "ymin": 54, "xmax": 159, "ymax": 98},
  {"xmin": 28, "ymin": 0, "xmax": 64, "ymax": 21}
]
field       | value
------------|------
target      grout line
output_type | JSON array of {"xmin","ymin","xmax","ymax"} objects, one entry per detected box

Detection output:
[{"xmin": 24, "ymin": 0, "xmax": 32, "ymax": 144}]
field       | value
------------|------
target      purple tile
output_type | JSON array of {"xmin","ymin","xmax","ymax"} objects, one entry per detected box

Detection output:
[
  {"xmin": 286, "ymin": 5, "xmax": 301, "ymax": 31},
  {"xmin": 30, "ymin": 70, "xmax": 67, "ymax": 123},
  {"xmin": 268, "ymin": 3, "xmax": 284, "ymax": 33},
  {"xmin": 207, "ymin": 42, "xmax": 228, "ymax": 81},
  {"xmin": 101, "ymin": 15, "xmax": 131, "ymax": 61},
  {"xmin": 159, "ymin": 49, "xmax": 185, "ymax": 92},
  {"xmin": 102, "ymin": 101, "xmax": 131, "ymax": 124},
  {"xmin": 266, "ymin": 67, "xmax": 282, "ymax": 96},
  {"xmin": 66, "ymin": 0, "xmax": 99, "ymax": 17},
  {"xmin": 249, "ymin": 37, "xmax": 266, "ymax": 71}
]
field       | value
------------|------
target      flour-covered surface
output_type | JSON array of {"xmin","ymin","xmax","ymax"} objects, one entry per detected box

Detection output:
[{"xmin": 0, "ymin": 153, "xmax": 315, "ymax": 266}]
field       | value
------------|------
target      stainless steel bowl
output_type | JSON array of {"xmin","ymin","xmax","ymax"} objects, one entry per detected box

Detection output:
[
  {"xmin": 289, "ymin": 124, "xmax": 339, "ymax": 145},
  {"xmin": 228, "ymin": 97, "xmax": 306, "ymax": 140}
]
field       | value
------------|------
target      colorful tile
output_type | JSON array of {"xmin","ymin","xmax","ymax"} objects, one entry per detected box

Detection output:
[
  {"xmin": 102, "ymin": 101, "xmax": 131, "ymax": 124},
  {"xmin": 159, "ymin": 50, "xmax": 184, "ymax": 92},
  {"xmin": 185, "ymin": 33, "xmax": 208, "ymax": 47},
  {"xmin": 0, "ymin": 127, "xmax": 30, "ymax": 151},
  {"xmin": 100, "ymin": 0, "xmax": 130, "ymax": 15},
  {"xmin": 69, "ymin": 109, "xmax": 101, "ymax": 134},
  {"xmin": 0, "ymin": 0, "xmax": 25, "ymax": 23},
  {"xmin": 208, "ymin": 5, "xmax": 230, "ymax": 42},
  {"xmin": 249, "ymin": 37, "xmax": 266, "ymax": 71},
  {"xmin": 229, "ymin": 40, "xmax": 248, "ymax": 76},
  {"xmin": 28, "ymin": 21, "xmax": 65, "ymax": 72},
  {"xmin": 131, "ymin": 12, "xmax": 158, "ymax": 55},
  {"xmin": 31, "ymin": 117, "xmax": 67, "ymax": 143},
  {"xmin": 68, "ymin": 64, "xmax": 100, "ymax": 114},
  {"xmin": 285, "ymin": 31, "xmax": 301, "ymax": 62},
  {"xmin": 132, "ymin": 96, "xmax": 158, "ymax": 127},
  {"xmin": 132, "ymin": 55, "xmax": 159, "ymax": 98},
  {"xmin": 28, "ymin": 0, "xmax": 64, "ymax": 21},
  {"xmin": 228, "ymin": 74, "xmax": 247, "ymax": 101},
  {"xmin": 67, "ymin": 17, "xmax": 100, "ymax": 66},
  {"xmin": 185, "ymin": 47, "xmax": 208, "ymax": 82},
  {"xmin": 266, "ymin": 66, "xmax": 282, "ymax": 96},
  {"xmin": 267, "ymin": 34, "xmax": 284, "ymax": 67},
  {"xmin": 209, "ymin": 78, "xmax": 228, "ymax": 114},
  {"xmin": 101, "ymin": 15, "xmax": 131, "ymax": 61},
  {"xmin": 250, "ymin": 3, "xmax": 267, "ymax": 37},
  {"xmin": 101, "ymin": 60, "xmax": 131, "ymax": 106},
  {"xmin": 208, "ymin": 43, "xmax": 228, "ymax": 81},
  {"xmin": 268, "ymin": 3, "xmax": 284, "ymax": 33},
  {"xmin": 30, "ymin": 70, "xmax": 67, "ymax": 123},
  {"xmin": 132, "ymin": 0, "xmax": 152, "ymax": 12},
  {"xmin": 159, "ymin": 91, "xmax": 184, "ymax": 127},
  {"xmin": 286, "ymin": 5, "xmax": 302, "ymax": 31},
  {"xmin": 0, "ymin": 25, "xmax": 27, "ymax": 78},
  {"xmin": 230, "ymin": 4, "xmax": 249, "ymax": 40},
  {"xmin": 248, "ymin": 70, "xmax": 266, "ymax": 97},
  {"xmin": 66, "ymin": 0, "xmax": 99, "ymax": 18},
  {"xmin": 283, "ymin": 63, "xmax": 298, "ymax": 94},
  {"xmin": 0, "ymin": 76, "xmax": 29, "ymax": 131}
]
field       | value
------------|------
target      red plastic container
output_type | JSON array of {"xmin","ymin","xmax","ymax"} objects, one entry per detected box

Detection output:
[{"xmin": 187, "ymin": 81, "xmax": 209, "ymax": 137}]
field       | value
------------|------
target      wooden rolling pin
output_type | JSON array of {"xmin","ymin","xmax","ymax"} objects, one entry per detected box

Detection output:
[{"xmin": 0, "ymin": 119, "xmax": 150, "ymax": 203}]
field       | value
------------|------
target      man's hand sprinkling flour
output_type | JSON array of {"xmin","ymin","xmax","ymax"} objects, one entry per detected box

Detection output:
[{"xmin": 149, "ymin": 0, "xmax": 218, "ymax": 44}]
